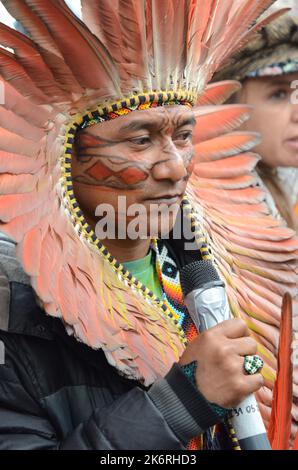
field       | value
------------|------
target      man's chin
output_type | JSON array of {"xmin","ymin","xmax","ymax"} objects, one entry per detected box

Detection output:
[
  {"xmin": 94, "ymin": 206, "xmax": 180, "ymax": 240},
  {"xmin": 146, "ymin": 216, "xmax": 177, "ymax": 239}
]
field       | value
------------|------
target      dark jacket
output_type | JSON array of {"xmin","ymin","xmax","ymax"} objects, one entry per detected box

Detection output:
[{"xmin": 0, "ymin": 234, "xmax": 222, "ymax": 450}]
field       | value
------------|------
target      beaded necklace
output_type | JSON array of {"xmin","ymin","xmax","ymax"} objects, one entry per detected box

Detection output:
[
  {"xmin": 152, "ymin": 238, "xmax": 222, "ymax": 450},
  {"xmin": 152, "ymin": 236, "xmax": 242, "ymax": 450}
]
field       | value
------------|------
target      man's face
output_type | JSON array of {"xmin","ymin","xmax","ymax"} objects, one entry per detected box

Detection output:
[
  {"xmin": 236, "ymin": 73, "xmax": 298, "ymax": 168},
  {"xmin": 72, "ymin": 105, "xmax": 196, "ymax": 239}
]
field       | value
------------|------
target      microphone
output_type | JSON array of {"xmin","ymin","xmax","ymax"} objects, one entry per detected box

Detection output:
[{"xmin": 180, "ymin": 260, "xmax": 271, "ymax": 450}]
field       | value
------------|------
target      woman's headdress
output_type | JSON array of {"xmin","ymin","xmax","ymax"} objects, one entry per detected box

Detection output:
[{"xmin": 213, "ymin": 1, "xmax": 298, "ymax": 81}]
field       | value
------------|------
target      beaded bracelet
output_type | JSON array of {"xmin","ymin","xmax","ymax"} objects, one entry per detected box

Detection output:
[{"xmin": 180, "ymin": 361, "xmax": 229, "ymax": 419}]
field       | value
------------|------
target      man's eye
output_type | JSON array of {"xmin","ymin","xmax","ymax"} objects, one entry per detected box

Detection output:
[
  {"xmin": 130, "ymin": 137, "xmax": 151, "ymax": 146},
  {"xmin": 174, "ymin": 131, "xmax": 193, "ymax": 142}
]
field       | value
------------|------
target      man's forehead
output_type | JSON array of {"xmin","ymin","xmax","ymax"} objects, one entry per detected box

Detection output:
[{"xmin": 83, "ymin": 105, "xmax": 195, "ymax": 136}]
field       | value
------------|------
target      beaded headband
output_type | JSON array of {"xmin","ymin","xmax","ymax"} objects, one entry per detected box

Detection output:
[
  {"xmin": 245, "ymin": 58, "xmax": 298, "ymax": 78},
  {"xmin": 78, "ymin": 91, "xmax": 194, "ymax": 130}
]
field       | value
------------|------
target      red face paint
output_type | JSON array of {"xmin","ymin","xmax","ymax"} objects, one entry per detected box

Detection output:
[
  {"xmin": 165, "ymin": 127, "xmax": 173, "ymax": 136},
  {"xmin": 86, "ymin": 162, "xmax": 113, "ymax": 180},
  {"xmin": 120, "ymin": 167, "xmax": 148, "ymax": 185},
  {"xmin": 78, "ymin": 133, "xmax": 107, "ymax": 149},
  {"xmin": 86, "ymin": 162, "xmax": 148, "ymax": 185}
]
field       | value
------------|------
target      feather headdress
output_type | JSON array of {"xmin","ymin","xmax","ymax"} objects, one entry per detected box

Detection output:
[{"xmin": 0, "ymin": 0, "xmax": 297, "ymax": 439}]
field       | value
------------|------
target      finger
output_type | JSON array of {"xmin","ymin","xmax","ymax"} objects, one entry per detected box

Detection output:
[
  {"xmin": 216, "ymin": 318, "xmax": 250, "ymax": 339},
  {"xmin": 231, "ymin": 337, "xmax": 258, "ymax": 357},
  {"xmin": 243, "ymin": 373, "xmax": 264, "ymax": 395}
]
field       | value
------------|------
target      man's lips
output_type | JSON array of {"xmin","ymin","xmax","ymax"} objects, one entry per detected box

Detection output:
[{"xmin": 144, "ymin": 193, "xmax": 184, "ymax": 204}]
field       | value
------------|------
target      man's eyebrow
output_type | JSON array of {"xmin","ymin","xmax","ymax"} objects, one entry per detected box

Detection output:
[
  {"xmin": 119, "ymin": 116, "xmax": 196, "ymax": 133},
  {"xmin": 119, "ymin": 120, "xmax": 157, "ymax": 133},
  {"xmin": 176, "ymin": 117, "xmax": 197, "ymax": 128}
]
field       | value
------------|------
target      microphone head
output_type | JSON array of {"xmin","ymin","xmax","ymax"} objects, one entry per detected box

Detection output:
[{"xmin": 180, "ymin": 260, "xmax": 221, "ymax": 297}]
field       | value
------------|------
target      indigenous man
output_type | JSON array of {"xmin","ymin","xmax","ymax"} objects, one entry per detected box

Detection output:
[{"xmin": 0, "ymin": 0, "xmax": 297, "ymax": 450}]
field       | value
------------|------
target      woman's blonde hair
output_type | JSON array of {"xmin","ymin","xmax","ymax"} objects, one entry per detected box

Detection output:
[{"xmin": 257, "ymin": 162, "xmax": 296, "ymax": 229}]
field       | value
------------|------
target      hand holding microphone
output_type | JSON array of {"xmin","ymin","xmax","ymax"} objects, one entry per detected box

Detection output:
[
  {"xmin": 179, "ymin": 260, "xmax": 271, "ymax": 450},
  {"xmin": 178, "ymin": 318, "xmax": 263, "ymax": 409}
]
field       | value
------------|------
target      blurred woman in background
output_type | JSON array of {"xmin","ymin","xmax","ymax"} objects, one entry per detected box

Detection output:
[{"xmin": 213, "ymin": 8, "xmax": 298, "ymax": 230}]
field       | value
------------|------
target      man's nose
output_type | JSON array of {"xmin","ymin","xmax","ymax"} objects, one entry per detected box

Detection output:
[{"xmin": 151, "ymin": 142, "xmax": 188, "ymax": 182}]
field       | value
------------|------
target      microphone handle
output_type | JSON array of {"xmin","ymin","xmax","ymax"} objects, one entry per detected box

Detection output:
[{"xmin": 185, "ymin": 285, "xmax": 271, "ymax": 450}]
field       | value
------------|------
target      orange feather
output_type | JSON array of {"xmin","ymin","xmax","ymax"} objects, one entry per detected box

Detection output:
[
  {"xmin": 268, "ymin": 293, "xmax": 293, "ymax": 450},
  {"xmin": 0, "ymin": 22, "xmax": 68, "ymax": 100},
  {"xmin": 194, "ymin": 132, "xmax": 261, "ymax": 161},
  {"xmin": 193, "ymin": 104, "xmax": 252, "ymax": 142},
  {"xmin": 0, "ymin": 48, "xmax": 51, "ymax": 104},
  {"xmin": 197, "ymin": 81, "xmax": 242, "ymax": 105}
]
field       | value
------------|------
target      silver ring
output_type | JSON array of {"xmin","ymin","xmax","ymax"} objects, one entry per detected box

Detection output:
[{"xmin": 243, "ymin": 355, "xmax": 264, "ymax": 375}]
